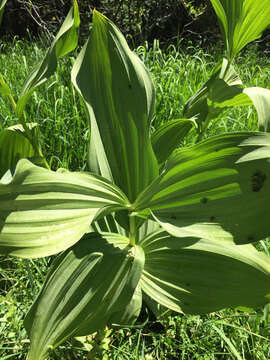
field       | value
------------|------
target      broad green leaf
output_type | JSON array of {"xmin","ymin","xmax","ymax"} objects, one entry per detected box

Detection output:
[
  {"xmin": 210, "ymin": 0, "xmax": 270, "ymax": 59},
  {"xmin": 208, "ymin": 79, "xmax": 270, "ymax": 132},
  {"xmin": 134, "ymin": 132, "xmax": 270, "ymax": 244},
  {"xmin": 16, "ymin": 0, "xmax": 80, "ymax": 119},
  {"xmin": 0, "ymin": 124, "xmax": 39, "ymax": 178},
  {"xmin": 139, "ymin": 230, "xmax": 270, "ymax": 314},
  {"xmin": 183, "ymin": 58, "xmax": 242, "ymax": 125},
  {"xmin": 0, "ymin": 159, "xmax": 130, "ymax": 258},
  {"xmin": 109, "ymin": 285, "xmax": 142, "ymax": 327},
  {"xmin": 151, "ymin": 119, "xmax": 195, "ymax": 164},
  {"xmin": 25, "ymin": 232, "xmax": 145, "ymax": 360},
  {"xmin": 71, "ymin": 10, "xmax": 158, "ymax": 202},
  {"xmin": 0, "ymin": 0, "xmax": 7, "ymax": 26},
  {"xmin": 90, "ymin": 213, "xmax": 126, "ymax": 235}
]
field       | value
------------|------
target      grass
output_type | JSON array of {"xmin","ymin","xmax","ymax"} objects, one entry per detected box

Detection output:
[{"xmin": 1, "ymin": 37, "xmax": 270, "ymax": 359}]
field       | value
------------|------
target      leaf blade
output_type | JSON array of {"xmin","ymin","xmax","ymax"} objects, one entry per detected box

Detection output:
[
  {"xmin": 0, "ymin": 159, "xmax": 130, "ymax": 258},
  {"xmin": 135, "ymin": 132, "xmax": 270, "ymax": 244},
  {"xmin": 151, "ymin": 119, "xmax": 195, "ymax": 164},
  {"xmin": 71, "ymin": 10, "xmax": 158, "ymax": 202},
  {"xmin": 211, "ymin": 0, "xmax": 270, "ymax": 59},
  {"xmin": 16, "ymin": 0, "xmax": 80, "ymax": 118},
  {"xmin": 25, "ymin": 233, "xmax": 145, "ymax": 360},
  {"xmin": 139, "ymin": 230, "xmax": 270, "ymax": 314}
]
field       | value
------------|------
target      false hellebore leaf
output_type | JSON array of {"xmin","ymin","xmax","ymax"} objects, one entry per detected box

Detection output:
[
  {"xmin": 210, "ymin": 0, "xmax": 270, "ymax": 60},
  {"xmin": 71, "ymin": 10, "xmax": 158, "ymax": 202},
  {"xmin": 207, "ymin": 79, "xmax": 270, "ymax": 133},
  {"xmin": 139, "ymin": 230, "xmax": 270, "ymax": 314},
  {"xmin": 134, "ymin": 132, "xmax": 270, "ymax": 245},
  {"xmin": 16, "ymin": 0, "xmax": 80, "ymax": 119},
  {"xmin": 24, "ymin": 232, "xmax": 145, "ymax": 360},
  {"xmin": 0, "ymin": 124, "xmax": 38, "ymax": 178},
  {"xmin": 0, "ymin": 159, "xmax": 130, "ymax": 258},
  {"xmin": 151, "ymin": 118, "xmax": 195, "ymax": 164},
  {"xmin": 183, "ymin": 58, "xmax": 242, "ymax": 126}
]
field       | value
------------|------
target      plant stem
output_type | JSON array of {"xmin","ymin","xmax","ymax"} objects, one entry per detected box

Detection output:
[
  {"xmin": 8, "ymin": 93, "xmax": 17, "ymax": 112},
  {"xmin": 129, "ymin": 215, "xmax": 136, "ymax": 246}
]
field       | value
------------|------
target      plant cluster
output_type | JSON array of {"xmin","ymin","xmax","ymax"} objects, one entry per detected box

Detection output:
[{"xmin": 1, "ymin": 0, "xmax": 270, "ymax": 359}]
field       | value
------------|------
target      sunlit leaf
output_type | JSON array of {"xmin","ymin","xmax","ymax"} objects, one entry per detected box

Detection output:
[
  {"xmin": 183, "ymin": 58, "xmax": 242, "ymax": 125},
  {"xmin": 207, "ymin": 79, "xmax": 270, "ymax": 132},
  {"xmin": 134, "ymin": 132, "xmax": 270, "ymax": 244},
  {"xmin": 71, "ymin": 10, "xmax": 158, "ymax": 202},
  {"xmin": 210, "ymin": 0, "xmax": 270, "ymax": 59},
  {"xmin": 139, "ymin": 230, "xmax": 270, "ymax": 314},
  {"xmin": 16, "ymin": 0, "xmax": 80, "ymax": 119},
  {"xmin": 0, "ymin": 159, "xmax": 130, "ymax": 258},
  {"xmin": 25, "ymin": 233, "xmax": 145, "ymax": 360},
  {"xmin": 0, "ymin": 124, "xmax": 39, "ymax": 178}
]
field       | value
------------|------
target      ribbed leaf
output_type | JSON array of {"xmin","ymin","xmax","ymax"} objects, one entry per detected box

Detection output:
[
  {"xmin": 0, "ymin": 159, "xmax": 130, "ymax": 258},
  {"xmin": 0, "ymin": 124, "xmax": 38, "ymax": 177},
  {"xmin": 211, "ymin": 0, "xmax": 270, "ymax": 59},
  {"xmin": 151, "ymin": 119, "xmax": 195, "ymax": 164},
  {"xmin": 16, "ymin": 0, "xmax": 80, "ymax": 118},
  {"xmin": 134, "ymin": 132, "xmax": 270, "ymax": 244},
  {"xmin": 183, "ymin": 58, "xmax": 242, "ymax": 125},
  {"xmin": 71, "ymin": 10, "xmax": 158, "ymax": 202},
  {"xmin": 25, "ymin": 232, "xmax": 145, "ymax": 360},
  {"xmin": 208, "ymin": 79, "xmax": 270, "ymax": 132},
  {"xmin": 139, "ymin": 230, "xmax": 270, "ymax": 314},
  {"xmin": 109, "ymin": 285, "xmax": 142, "ymax": 327}
]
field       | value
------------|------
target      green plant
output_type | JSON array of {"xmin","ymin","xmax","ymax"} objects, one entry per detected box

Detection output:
[
  {"xmin": 1, "ymin": 1, "xmax": 270, "ymax": 359},
  {"xmin": 0, "ymin": 0, "xmax": 7, "ymax": 26}
]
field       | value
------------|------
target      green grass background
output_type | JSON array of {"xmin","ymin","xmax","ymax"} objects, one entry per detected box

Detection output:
[{"xmin": 1, "ymin": 37, "xmax": 270, "ymax": 359}]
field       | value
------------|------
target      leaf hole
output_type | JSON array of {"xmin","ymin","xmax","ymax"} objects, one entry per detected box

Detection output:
[
  {"xmin": 200, "ymin": 197, "xmax": 208, "ymax": 204},
  {"xmin": 251, "ymin": 170, "xmax": 266, "ymax": 192}
]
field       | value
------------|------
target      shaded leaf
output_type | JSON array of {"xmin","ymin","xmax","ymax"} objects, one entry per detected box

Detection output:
[
  {"xmin": 0, "ymin": 0, "xmax": 7, "ymax": 25},
  {"xmin": 151, "ymin": 119, "xmax": 195, "ymax": 164},
  {"xmin": 109, "ymin": 285, "xmax": 142, "ymax": 327}
]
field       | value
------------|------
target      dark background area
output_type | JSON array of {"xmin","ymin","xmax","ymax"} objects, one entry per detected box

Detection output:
[
  {"xmin": 0, "ymin": 0, "xmax": 269, "ymax": 49},
  {"xmin": 0, "ymin": 1, "xmax": 218, "ymax": 46}
]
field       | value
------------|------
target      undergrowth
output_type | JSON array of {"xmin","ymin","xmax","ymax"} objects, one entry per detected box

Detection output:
[{"xmin": 1, "ymin": 38, "xmax": 270, "ymax": 359}]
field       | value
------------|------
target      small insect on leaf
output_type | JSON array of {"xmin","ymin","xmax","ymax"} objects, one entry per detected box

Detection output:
[{"xmin": 251, "ymin": 171, "xmax": 266, "ymax": 192}]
